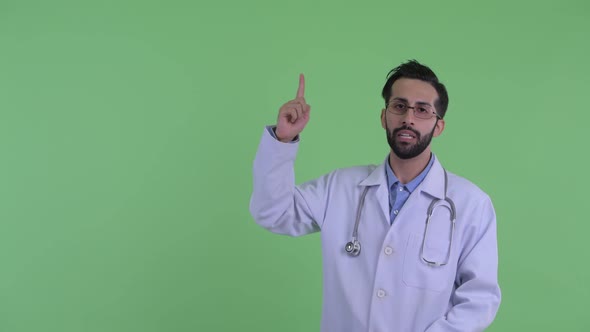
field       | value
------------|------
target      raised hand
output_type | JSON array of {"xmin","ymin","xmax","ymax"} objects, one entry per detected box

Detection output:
[{"xmin": 275, "ymin": 74, "xmax": 311, "ymax": 142}]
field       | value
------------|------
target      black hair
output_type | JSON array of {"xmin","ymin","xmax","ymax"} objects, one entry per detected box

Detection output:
[{"xmin": 381, "ymin": 60, "xmax": 449, "ymax": 118}]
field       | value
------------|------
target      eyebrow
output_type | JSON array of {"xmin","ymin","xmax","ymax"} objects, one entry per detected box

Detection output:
[{"xmin": 390, "ymin": 97, "xmax": 433, "ymax": 107}]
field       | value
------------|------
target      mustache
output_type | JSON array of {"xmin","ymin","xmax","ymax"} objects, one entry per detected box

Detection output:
[{"xmin": 392, "ymin": 125, "xmax": 420, "ymax": 139}]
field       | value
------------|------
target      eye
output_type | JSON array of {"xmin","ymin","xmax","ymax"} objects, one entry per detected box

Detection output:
[
  {"xmin": 393, "ymin": 103, "xmax": 406, "ymax": 110},
  {"xmin": 417, "ymin": 107, "xmax": 429, "ymax": 114}
]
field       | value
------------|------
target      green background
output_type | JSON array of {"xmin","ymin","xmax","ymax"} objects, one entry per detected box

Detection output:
[{"xmin": 0, "ymin": 0, "xmax": 588, "ymax": 331}]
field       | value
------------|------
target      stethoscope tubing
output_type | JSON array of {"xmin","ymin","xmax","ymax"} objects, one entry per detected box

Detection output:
[{"xmin": 345, "ymin": 169, "xmax": 456, "ymax": 266}]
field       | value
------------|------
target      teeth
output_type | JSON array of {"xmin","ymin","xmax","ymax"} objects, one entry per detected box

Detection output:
[{"xmin": 400, "ymin": 134, "xmax": 413, "ymax": 138}]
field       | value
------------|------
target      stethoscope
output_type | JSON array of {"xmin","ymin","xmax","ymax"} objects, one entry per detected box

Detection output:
[{"xmin": 345, "ymin": 169, "xmax": 456, "ymax": 267}]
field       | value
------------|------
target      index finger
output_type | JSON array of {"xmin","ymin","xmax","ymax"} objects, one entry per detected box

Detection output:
[{"xmin": 296, "ymin": 73, "xmax": 305, "ymax": 98}]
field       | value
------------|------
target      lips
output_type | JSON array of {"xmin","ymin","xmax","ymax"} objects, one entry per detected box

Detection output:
[
  {"xmin": 395, "ymin": 128, "xmax": 420, "ymax": 143},
  {"xmin": 397, "ymin": 130, "xmax": 416, "ymax": 139}
]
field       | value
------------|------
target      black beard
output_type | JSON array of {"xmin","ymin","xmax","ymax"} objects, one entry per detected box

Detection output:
[{"xmin": 386, "ymin": 124, "xmax": 436, "ymax": 160}]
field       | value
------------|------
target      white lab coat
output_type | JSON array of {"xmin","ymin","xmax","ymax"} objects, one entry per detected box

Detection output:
[{"xmin": 249, "ymin": 127, "xmax": 501, "ymax": 332}]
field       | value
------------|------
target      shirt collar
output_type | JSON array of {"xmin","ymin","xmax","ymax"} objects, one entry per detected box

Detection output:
[
  {"xmin": 385, "ymin": 153, "xmax": 435, "ymax": 193},
  {"xmin": 359, "ymin": 154, "xmax": 445, "ymax": 199}
]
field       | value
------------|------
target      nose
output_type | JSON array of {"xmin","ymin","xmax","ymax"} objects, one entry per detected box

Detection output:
[{"xmin": 401, "ymin": 107, "xmax": 416, "ymax": 125}]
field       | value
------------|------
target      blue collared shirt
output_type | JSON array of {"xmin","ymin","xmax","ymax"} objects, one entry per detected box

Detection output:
[{"xmin": 385, "ymin": 154, "xmax": 434, "ymax": 224}]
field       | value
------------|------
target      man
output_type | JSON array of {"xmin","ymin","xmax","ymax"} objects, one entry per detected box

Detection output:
[{"xmin": 250, "ymin": 60, "xmax": 501, "ymax": 331}]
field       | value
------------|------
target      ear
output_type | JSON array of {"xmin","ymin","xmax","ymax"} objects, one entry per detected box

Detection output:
[
  {"xmin": 433, "ymin": 118, "xmax": 445, "ymax": 137},
  {"xmin": 380, "ymin": 109, "xmax": 386, "ymax": 129}
]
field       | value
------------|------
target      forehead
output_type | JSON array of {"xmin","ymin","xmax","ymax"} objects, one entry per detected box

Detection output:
[{"xmin": 390, "ymin": 78, "xmax": 438, "ymax": 103}]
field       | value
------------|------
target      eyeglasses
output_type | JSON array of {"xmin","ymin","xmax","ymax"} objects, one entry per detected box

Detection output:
[{"xmin": 386, "ymin": 101, "xmax": 440, "ymax": 120}]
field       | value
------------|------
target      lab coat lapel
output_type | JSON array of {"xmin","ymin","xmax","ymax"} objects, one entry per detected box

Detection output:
[
  {"xmin": 391, "ymin": 155, "xmax": 447, "ymax": 233},
  {"xmin": 358, "ymin": 161, "xmax": 390, "ymax": 225},
  {"xmin": 418, "ymin": 155, "xmax": 446, "ymax": 200}
]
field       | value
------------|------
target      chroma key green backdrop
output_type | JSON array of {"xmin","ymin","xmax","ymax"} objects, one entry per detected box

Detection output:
[{"xmin": 0, "ymin": 0, "xmax": 589, "ymax": 331}]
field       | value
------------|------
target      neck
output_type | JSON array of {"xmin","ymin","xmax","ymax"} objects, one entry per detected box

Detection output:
[{"xmin": 389, "ymin": 149, "xmax": 432, "ymax": 184}]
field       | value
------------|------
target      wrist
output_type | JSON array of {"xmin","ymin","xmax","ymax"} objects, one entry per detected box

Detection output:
[{"xmin": 273, "ymin": 127, "xmax": 296, "ymax": 142}]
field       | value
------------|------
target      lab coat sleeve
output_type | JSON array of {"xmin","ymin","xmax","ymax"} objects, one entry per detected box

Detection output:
[
  {"xmin": 249, "ymin": 126, "xmax": 326, "ymax": 236},
  {"xmin": 425, "ymin": 196, "xmax": 501, "ymax": 332}
]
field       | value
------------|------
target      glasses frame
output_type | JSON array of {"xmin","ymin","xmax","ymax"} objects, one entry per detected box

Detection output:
[{"xmin": 386, "ymin": 102, "xmax": 441, "ymax": 120}]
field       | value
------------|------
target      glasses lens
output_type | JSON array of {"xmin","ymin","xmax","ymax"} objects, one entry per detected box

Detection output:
[
  {"xmin": 414, "ymin": 106, "xmax": 435, "ymax": 119},
  {"xmin": 388, "ymin": 102, "xmax": 407, "ymax": 115}
]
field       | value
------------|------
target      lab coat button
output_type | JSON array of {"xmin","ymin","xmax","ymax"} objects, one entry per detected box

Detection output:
[
  {"xmin": 377, "ymin": 289, "xmax": 386, "ymax": 298},
  {"xmin": 384, "ymin": 246, "xmax": 393, "ymax": 255}
]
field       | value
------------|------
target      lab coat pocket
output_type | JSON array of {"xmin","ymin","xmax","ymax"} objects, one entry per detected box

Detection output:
[{"xmin": 402, "ymin": 233, "xmax": 453, "ymax": 292}]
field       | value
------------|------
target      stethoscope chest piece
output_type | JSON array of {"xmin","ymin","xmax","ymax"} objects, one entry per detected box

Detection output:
[{"xmin": 345, "ymin": 240, "xmax": 361, "ymax": 256}]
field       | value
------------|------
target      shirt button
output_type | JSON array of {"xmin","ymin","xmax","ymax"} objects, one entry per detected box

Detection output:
[
  {"xmin": 384, "ymin": 246, "xmax": 393, "ymax": 255},
  {"xmin": 393, "ymin": 209, "xmax": 399, "ymax": 215},
  {"xmin": 398, "ymin": 187, "xmax": 403, "ymax": 192},
  {"xmin": 377, "ymin": 289, "xmax": 386, "ymax": 298}
]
